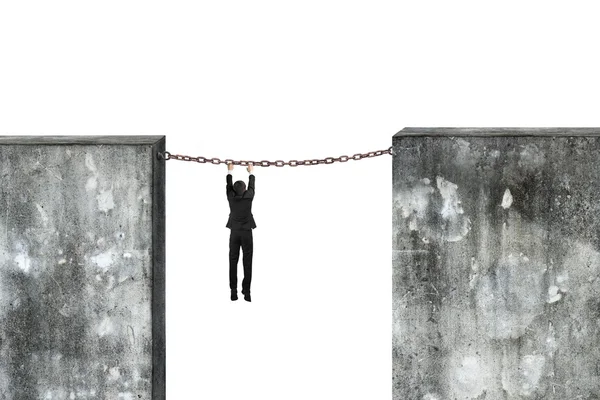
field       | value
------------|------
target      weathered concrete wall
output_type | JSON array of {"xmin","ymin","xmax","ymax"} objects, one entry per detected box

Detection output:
[
  {"xmin": 0, "ymin": 137, "xmax": 165, "ymax": 399},
  {"xmin": 392, "ymin": 129, "xmax": 600, "ymax": 399}
]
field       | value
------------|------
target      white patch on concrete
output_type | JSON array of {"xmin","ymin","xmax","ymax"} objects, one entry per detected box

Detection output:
[
  {"xmin": 546, "ymin": 321, "xmax": 557, "ymax": 355},
  {"xmin": 109, "ymin": 366, "xmax": 121, "ymax": 380},
  {"xmin": 118, "ymin": 393, "xmax": 134, "ymax": 400},
  {"xmin": 115, "ymin": 231, "xmax": 125, "ymax": 240},
  {"xmin": 408, "ymin": 219, "xmax": 418, "ymax": 231},
  {"xmin": 0, "ymin": 366, "xmax": 10, "ymax": 399},
  {"xmin": 437, "ymin": 176, "xmax": 463, "ymax": 218},
  {"xmin": 14, "ymin": 251, "xmax": 31, "ymax": 273},
  {"xmin": 556, "ymin": 272, "xmax": 569, "ymax": 292},
  {"xmin": 396, "ymin": 176, "xmax": 471, "ymax": 242},
  {"xmin": 501, "ymin": 188, "xmax": 513, "ymax": 209},
  {"xmin": 547, "ymin": 285, "xmax": 562, "ymax": 303},
  {"xmin": 91, "ymin": 249, "xmax": 115, "ymax": 271},
  {"xmin": 85, "ymin": 176, "xmax": 98, "ymax": 192},
  {"xmin": 469, "ymin": 257, "xmax": 479, "ymax": 289},
  {"xmin": 519, "ymin": 355, "xmax": 546, "ymax": 396},
  {"xmin": 36, "ymin": 203, "xmax": 49, "ymax": 225},
  {"xmin": 58, "ymin": 258, "xmax": 66, "ymax": 265},
  {"xmin": 97, "ymin": 189, "xmax": 115, "ymax": 212},
  {"xmin": 132, "ymin": 368, "xmax": 141, "ymax": 382},
  {"xmin": 395, "ymin": 181, "xmax": 435, "ymax": 221},
  {"xmin": 436, "ymin": 176, "xmax": 471, "ymax": 241},
  {"xmin": 107, "ymin": 275, "xmax": 116, "ymax": 289},
  {"xmin": 452, "ymin": 355, "xmax": 488, "ymax": 398},
  {"xmin": 123, "ymin": 252, "xmax": 132, "ymax": 258},
  {"xmin": 97, "ymin": 317, "xmax": 114, "ymax": 337},
  {"xmin": 469, "ymin": 274, "xmax": 478, "ymax": 289},
  {"xmin": 85, "ymin": 153, "xmax": 97, "ymax": 173},
  {"xmin": 455, "ymin": 139, "xmax": 471, "ymax": 158},
  {"xmin": 69, "ymin": 391, "xmax": 75, "ymax": 400},
  {"xmin": 0, "ymin": 277, "xmax": 7, "ymax": 319},
  {"xmin": 422, "ymin": 394, "xmax": 441, "ymax": 400}
]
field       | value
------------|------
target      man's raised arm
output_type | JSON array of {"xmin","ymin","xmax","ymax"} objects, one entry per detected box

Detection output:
[
  {"xmin": 247, "ymin": 174, "xmax": 255, "ymax": 198},
  {"xmin": 226, "ymin": 163, "xmax": 234, "ymax": 197},
  {"xmin": 246, "ymin": 164, "xmax": 255, "ymax": 198}
]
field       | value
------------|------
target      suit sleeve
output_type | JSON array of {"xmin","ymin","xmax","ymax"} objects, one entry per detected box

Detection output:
[
  {"xmin": 246, "ymin": 174, "xmax": 255, "ymax": 198},
  {"xmin": 226, "ymin": 173, "xmax": 234, "ymax": 198}
]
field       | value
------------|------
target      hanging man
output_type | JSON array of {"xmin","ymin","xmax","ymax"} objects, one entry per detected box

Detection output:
[{"xmin": 226, "ymin": 162, "xmax": 256, "ymax": 302}]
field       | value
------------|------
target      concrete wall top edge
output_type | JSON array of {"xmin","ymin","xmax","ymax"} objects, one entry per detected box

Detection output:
[
  {"xmin": 0, "ymin": 135, "xmax": 166, "ymax": 145},
  {"xmin": 394, "ymin": 128, "xmax": 600, "ymax": 137}
]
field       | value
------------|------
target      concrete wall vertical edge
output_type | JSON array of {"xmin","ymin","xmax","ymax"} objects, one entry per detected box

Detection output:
[
  {"xmin": 391, "ymin": 134, "xmax": 398, "ymax": 400},
  {"xmin": 152, "ymin": 137, "xmax": 166, "ymax": 400},
  {"xmin": 391, "ymin": 136, "xmax": 395, "ymax": 400}
]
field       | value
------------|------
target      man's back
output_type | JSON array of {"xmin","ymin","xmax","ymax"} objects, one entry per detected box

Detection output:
[{"xmin": 226, "ymin": 173, "xmax": 256, "ymax": 230}]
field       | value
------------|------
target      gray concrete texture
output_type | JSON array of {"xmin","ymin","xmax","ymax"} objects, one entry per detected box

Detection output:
[
  {"xmin": 392, "ymin": 129, "xmax": 600, "ymax": 399},
  {"xmin": 0, "ymin": 137, "xmax": 165, "ymax": 399}
]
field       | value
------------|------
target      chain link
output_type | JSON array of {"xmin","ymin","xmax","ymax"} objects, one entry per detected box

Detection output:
[{"xmin": 158, "ymin": 146, "xmax": 393, "ymax": 166}]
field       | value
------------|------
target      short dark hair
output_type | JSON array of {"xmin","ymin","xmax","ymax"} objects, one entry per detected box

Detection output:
[{"xmin": 233, "ymin": 180, "xmax": 246, "ymax": 195}]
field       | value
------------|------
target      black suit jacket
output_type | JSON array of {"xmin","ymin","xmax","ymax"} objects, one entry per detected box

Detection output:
[{"xmin": 226, "ymin": 173, "xmax": 257, "ymax": 230}]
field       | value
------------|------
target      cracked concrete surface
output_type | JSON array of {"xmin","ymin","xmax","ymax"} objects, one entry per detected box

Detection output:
[
  {"xmin": 393, "ymin": 129, "xmax": 600, "ymax": 399},
  {"xmin": 0, "ymin": 138, "xmax": 164, "ymax": 400}
]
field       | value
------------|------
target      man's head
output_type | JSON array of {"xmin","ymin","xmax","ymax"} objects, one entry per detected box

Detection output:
[{"xmin": 233, "ymin": 180, "xmax": 246, "ymax": 196}]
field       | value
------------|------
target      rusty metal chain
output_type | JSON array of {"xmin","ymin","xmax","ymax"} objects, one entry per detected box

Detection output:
[{"xmin": 157, "ymin": 146, "xmax": 393, "ymax": 167}]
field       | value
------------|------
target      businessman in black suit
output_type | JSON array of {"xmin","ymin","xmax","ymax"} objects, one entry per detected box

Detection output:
[{"xmin": 226, "ymin": 162, "xmax": 256, "ymax": 302}]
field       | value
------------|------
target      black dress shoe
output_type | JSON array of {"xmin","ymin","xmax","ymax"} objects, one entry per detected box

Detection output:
[
  {"xmin": 231, "ymin": 291, "xmax": 238, "ymax": 301},
  {"xmin": 243, "ymin": 292, "xmax": 251, "ymax": 302}
]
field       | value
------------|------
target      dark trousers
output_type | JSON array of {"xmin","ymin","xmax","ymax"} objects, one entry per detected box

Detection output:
[{"xmin": 229, "ymin": 229, "xmax": 253, "ymax": 292}]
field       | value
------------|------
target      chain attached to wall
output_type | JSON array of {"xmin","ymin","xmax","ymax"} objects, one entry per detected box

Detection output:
[{"xmin": 157, "ymin": 146, "xmax": 393, "ymax": 167}]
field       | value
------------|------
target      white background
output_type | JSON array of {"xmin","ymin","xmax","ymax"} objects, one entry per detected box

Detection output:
[{"xmin": 1, "ymin": 1, "xmax": 599, "ymax": 399}]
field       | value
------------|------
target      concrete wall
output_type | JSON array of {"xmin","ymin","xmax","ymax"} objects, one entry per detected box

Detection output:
[
  {"xmin": 0, "ymin": 137, "xmax": 165, "ymax": 399},
  {"xmin": 392, "ymin": 129, "xmax": 600, "ymax": 399}
]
